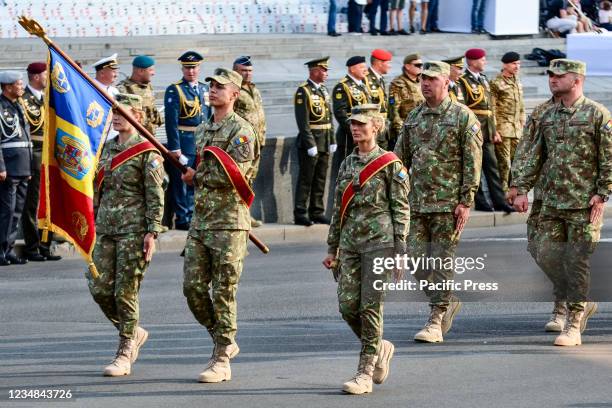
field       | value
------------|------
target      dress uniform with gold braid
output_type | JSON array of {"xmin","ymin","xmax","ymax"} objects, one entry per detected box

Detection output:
[
  {"xmin": 294, "ymin": 57, "xmax": 335, "ymax": 226},
  {"xmin": 19, "ymin": 62, "xmax": 60, "ymax": 261},
  {"xmin": 163, "ymin": 51, "xmax": 211, "ymax": 229},
  {"xmin": 443, "ymin": 56, "xmax": 466, "ymax": 104},
  {"xmin": 457, "ymin": 48, "xmax": 513, "ymax": 213}
]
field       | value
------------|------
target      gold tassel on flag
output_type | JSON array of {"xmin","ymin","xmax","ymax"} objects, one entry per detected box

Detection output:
[{"xmin": 88, "ymin": 262, "xmax": 99, "ymax": 279}]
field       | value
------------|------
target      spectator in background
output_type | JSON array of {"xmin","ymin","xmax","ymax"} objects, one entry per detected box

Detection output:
[
  {"xmin": 426, "ymin": 0, "xmax": 440, "ymax": 32},
  {"xmin": 546, "ymin": 0, "xmax": 579, "ymax": 35},
  {"xmin": 328, "ymin": 0, "xmax": 341, "ymax": 36},
  {"xmin": 600, "ymin": 1, "xmax": 612, "ymax": 29},
  {"xmin": 471, "ymin": 0, "xmax": 487, "ymax": 33},
  {"xmin": 388, "ymin": 0, "xmax": 410, "ymax": 35},
  {"xmin": 368, "ymin": 0, "xmax": 390, "ymax": 35},
  {"xmin": 409, "ymin": 0, "xmax": 429, "ymax": 34},
  {"xmin": 348, "ymin": 0, "xmax": 365, "ymax": 34}
]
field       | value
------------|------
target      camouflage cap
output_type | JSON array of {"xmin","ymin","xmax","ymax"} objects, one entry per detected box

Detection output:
[
  {"xmin": 350, "ymin": 104, "xmax": 382, "ymax": 124},
  {"xmin": 205, "ymin": 68, "xmax": 243, "ymax": 88},
  {"xmin": 422, "ymin": 61, "xmax": 451, "ymax": 78},
  {"xmin": 116, "ymin": 93, "xmax": 143, "ymax": 110},
  {"xmin": 547, "ymin": 58, "xmax": 586, "ymax": 76}
]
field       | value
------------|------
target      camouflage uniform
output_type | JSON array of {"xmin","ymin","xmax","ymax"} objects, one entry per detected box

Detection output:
[
  {"xmin": 389, "ymin": 73, "xmax": 424, "ymax": 140},
  {"xmin": 328, "ymin": 139, "xmax": 410, "ymax": 356},
  {"xmin": 490, "ymin": 73, "xmax": 525, "ymax": 191},
  {"xmin": 117, "ymin": 78, "xmax": 163, "ymax": 135},
  {"xmin": 513, "ymin": 72, "xmax": 612, "ymax": 313},
  {"xmin": 365, "ymin": 68, "xmax": 392, "ymax": 150},
  {"xmin": 394, "ymin": 95, "xmax": 483, "ymax": 307},
  {"xmin": 458, "ymin": 70, "xmax": 508, "ymax": 210},
  {"xmin": 89, "ymin": 132, "xmax": 165, "ymax": 339},
  {"xmin": 183, "ymin": 110, "xmax": 259, "ymax": 346}
]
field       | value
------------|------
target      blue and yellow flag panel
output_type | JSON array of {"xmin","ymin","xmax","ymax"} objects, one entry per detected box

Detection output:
[{"xmin": 38, "ymin": 46, "xmax": 113, "ymax": 268}]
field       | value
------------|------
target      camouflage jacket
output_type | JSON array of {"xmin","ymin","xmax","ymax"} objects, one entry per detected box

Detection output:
[
  {"xmin": 327, "ymin": 146, "xmax": 410, "ymax": 254},
  {"xmin": 457, "ymin": 70, "xmax": 496, "ymax": 140},
  {"xmin": 294, "ymin": 79, "xmax": 334, "ymax": 151},
  {"xmin": 94, "ymin": 133, "xmax": 165, "ymax": 235},
  {"xmin": 192, "ymin": 111, "xmax": 260, "ymax": 231},
  {"xmin": 365, "ymin": 68, "xmax": 389, "ymax": 117},
  {"xmin": 235, "ymin": 82, "xmax": 267, "ymax": 146},
  {"xmin": 117, "ymin": 78, "xmax": 163, "ymax": 135},
  {"xmin": 490, "ymin": 74, "xmax": 525, "ymax": 139},
  {"xmin": 389, "ymin": 73, "xmax": 424, "ymax": 134},
  {"xmin": 513, "ymin": 95, "xmax": 612, "ymax": 209},
  {"xmin": 394, "ymin": 97, "xmax": 483, "ymax": 212},
  {"xmin": 511, "ymin": 97, "xmax": 555, "ymax": 201},
  {"xmin": 332, "ymin": 75, "xmax": 371, "ymax": 144}
]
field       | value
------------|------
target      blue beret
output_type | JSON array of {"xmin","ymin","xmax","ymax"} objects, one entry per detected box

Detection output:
[
  {"xmin": 133, "ymin": 55, "xmax": 155, "ymax": 68},
  {"xmin": 233, "ymin": 56, "xmax": 252, "ymax": 66},
  {"xmin": 0, "ymin": 71, "xmax": 23, "ymax": 84}
]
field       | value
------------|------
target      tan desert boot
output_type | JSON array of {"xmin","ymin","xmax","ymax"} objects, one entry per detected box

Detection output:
[
  {"xmin": 414, "ymin": 305, "xmax": 445, "ymax": 343},
  {"xmin": 198, "ymin": 344, "xmax": 232, "ymax": 383},
  {"xmin": 342, "ymin": 354, "xmax": 376, "ymax": 395},
  {"xmin": 131, "ymin": 327, "xmax": 149, "ymax": 363},
  {"xmin": 544, "ymin": 302, "xmax": 567, "ymax": 332},
  {"xmin": 442, "ymin": 296, "xmax": 462, "ymax": 334},
  {"xmin": 372, "ymin": 340, "xmax": 394, "ymax": 385},
  {"xmin": 103, "ymin": 337, "xmax": 134, "ymax": 376},
  {"xmin": 554, "ymin": 309, "xmax": 584, "ymax": 346},
  {"xmin": 580, "ymin": 301, "xmax": 597, "ymax": 333}
]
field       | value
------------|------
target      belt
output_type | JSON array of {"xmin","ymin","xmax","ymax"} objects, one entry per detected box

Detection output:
[
  {"xmin": 178, "ymin": 125, "xmax": 198, "ymax": 132},
  {"xmin": 309, "ymin": 123, "xmax": 332, "ymax": 130},
  {"xmin": 471, "ymin": 109, "xmax": 492, "ymax": 116},
  {"xmin": 1, "ymin": 141, "xmax": 32, "ymax": 149},
  {"xmin": 31, "ymin": 135, "xmax": 44, "ymax": 142}
]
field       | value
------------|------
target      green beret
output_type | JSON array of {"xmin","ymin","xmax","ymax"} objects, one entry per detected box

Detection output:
[{"xmin": 132, "ymin": 55, "xmax": 155, "ymax": 68}]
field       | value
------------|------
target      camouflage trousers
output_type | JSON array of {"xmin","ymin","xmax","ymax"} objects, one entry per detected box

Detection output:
[
  {"xmin": 408, "ymin": 212, "xmax": 460, "ymax": 308},
  {"xmin": 337, "ymin": 249, "xmax": 388, "ymax": 356},
  {"xmin": 525, "ymin": 199, "xmax": 569, "ymax": 301},
  {"xmin": 536, "ymin": 206, "xmax": 601, "ymax": 312},
  {"xmin": 87, "ymin": 233, "xmax": 148, "ymax": 339},
  {"xmin": 183, "ymin": 229, "xmax": 248, "ymax": 346},
  {"xmin": 494, "ymin": 137, "xmax": 519, "ymax": 192}
]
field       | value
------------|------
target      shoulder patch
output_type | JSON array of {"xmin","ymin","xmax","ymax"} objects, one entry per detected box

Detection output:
[
  {"xmin": 389, "ymin": 96, "xmax": 395, "ymax": 106},
  {"xmin": 604, "ymin": 119, "xmax": 612, "ymax": 132},
  {"xmin": 469, "ymin": 123, "xmax": 480, "ymax": 134},
  {"xmin": 336, "ymin": 93, "xmax": 343, "ymax": 100},
  {"xmin": 296, "ymin": 98, "xmax": 303, "ymax": 104},
  {"xmin": 396, "ymin": 166, "xmax": 408, "ymax": 180},
  {"xmin": 149, "ymin": 156, "xmax": 162, "ymax": 170},
  {"xmin": 234, "ymin": 135, "xmax": 250, "ymax": 146}
]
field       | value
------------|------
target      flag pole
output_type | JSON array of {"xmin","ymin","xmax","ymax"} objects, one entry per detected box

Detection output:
[{"xmin": 18, "ymin": 16, "xmax": 270, "ymax": 254}]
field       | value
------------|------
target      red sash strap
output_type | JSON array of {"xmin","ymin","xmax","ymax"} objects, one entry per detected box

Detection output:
[
  {"xmin": 95, "ymin": 141, "xmax": 158, "ymax": 190},
  {"xmin": 339, "ymin": 151, "xmax": 401, "ymax": 225},
  {"xmin": 202, "ymin": 145, "xmax": 255, "ymax": 208}
]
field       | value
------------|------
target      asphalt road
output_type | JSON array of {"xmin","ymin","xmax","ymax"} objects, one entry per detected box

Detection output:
[{"xmin": 1, "ymin": 224, "xmax": 612, "ymax": 408}]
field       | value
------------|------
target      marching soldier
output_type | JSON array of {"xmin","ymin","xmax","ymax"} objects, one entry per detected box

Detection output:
[
  {"xmin": 510, "ymin": 59, "xmax": 610, "ymax": 347},
  {"xmin": 293, "ymin": 57, "xmax": 335, "ymax": 227},
  {"xmin": 233, "ymin": 56, "xmax": 266, "ymax": 227},
  {"xmin": 324, "ymin": 104, "xmax": 410, "ymax": 395},
  {"xmin": 20, "ymin": 62, "xmax": 61, "ymax": 262},
  {"xmin": 181, "ymin": 68, "xmax": 260, "ymax": 383},
  {"xmin": 394, "ymin": 61, "xmax": 483, "ymax": 343},
  {"xmin": 117, "ymin": 55, "xmax": 164, "ymax": 135},
  {"xmin": 164, "ymin": 51, "xmax": 211, "ymax": 230},
  {"xmin": 89, "ymin": 93, "xmax": 165, "ymax": 377},
  {"xmin": 389, "ymin": 53, "xmax": 424, "ymax": 142},
  {"xmin": 331, "ymin": 56, "xmax": 371, "ymax": 183},
  {"xmin": 490, "ymin": 51, "xmax": 525, "ymax": 191},
  {"xmin": 442, "ymin": 56, "xmax": 466, "ymax": 104},
  {"xmin": 457, "ymin": 48, "xmax": 514, "ymax": 213},
  {"xmin": 365, "ymin": 49, "xmax": 394, "ymax": 150},
  {"xmin": 0, "ymin": 71, "xmax": 31, "ymax": 266}
]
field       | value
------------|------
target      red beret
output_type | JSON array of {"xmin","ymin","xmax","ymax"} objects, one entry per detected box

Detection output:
[
  {"xmin": 465, "ymin": 48, "xmax": 486, "ymax": 60},
  {"xmin": 371, "ymin": 49, "xmax": 392, "ymax": 62},
  {"xmin": 27, "ymin": 62, "xmax": 47, "ymax": 74}
]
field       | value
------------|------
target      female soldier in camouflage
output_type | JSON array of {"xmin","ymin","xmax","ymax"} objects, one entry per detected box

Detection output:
[
  {"xmin": 89, "ymin": 93, "xmax": 165, "ymax": 377},
  {"xmin": 323, "ymin": 104, "xmax": 410, "ymax": 395}
]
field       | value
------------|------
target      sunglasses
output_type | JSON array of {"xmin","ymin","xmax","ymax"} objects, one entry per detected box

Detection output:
[{"xmin": 412, "ymin": 63, "xmax": 423, "ymax": 68}]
